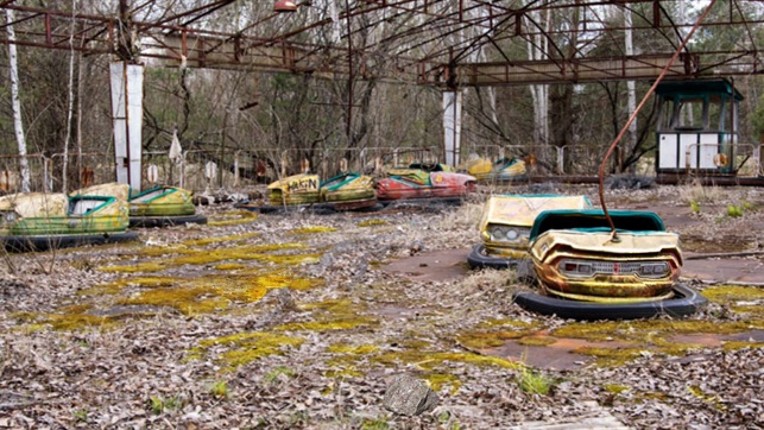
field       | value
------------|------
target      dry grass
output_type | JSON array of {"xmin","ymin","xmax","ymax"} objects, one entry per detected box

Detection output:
[
  {"xmin": 437, "ymin": 201, "xmax": 484, "ymax": 231},
  {"xmin": 459, "ymin": 266, "xmax": 527, "ymax": 292},
  {"xmin": 676, "ymin": 180, "xmax": 726, "ymax": 204}
]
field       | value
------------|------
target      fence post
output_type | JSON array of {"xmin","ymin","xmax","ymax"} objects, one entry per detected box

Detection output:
[
  {"xmin": 557, "ymin": 146, "xmax": 565, "ymax": 174},
  {"xmin": 233, "ymin": 151, "xmax": 240, "ymax": 187},
  {"xmin": 43, "ymin": 156, "xmax": 51, "ymax": 193},
  {"xmin": 179, "ymin": 151, "xmax": 186, "ymax": 189}
]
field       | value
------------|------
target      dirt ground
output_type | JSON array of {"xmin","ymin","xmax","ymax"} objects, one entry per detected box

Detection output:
[{"xmin": 1, "ymin": 182, "xmax": 763, "ymax": 429}]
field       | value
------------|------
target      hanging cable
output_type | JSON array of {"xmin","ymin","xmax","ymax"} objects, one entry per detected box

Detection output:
[{"xmin": 597, "ymin": 0, "xmax": 719, "ymax": 243}]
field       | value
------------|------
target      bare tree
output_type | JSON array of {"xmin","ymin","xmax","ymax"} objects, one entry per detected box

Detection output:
[
  {"xmin": 5, "ymin": 8, "xmax": 31, "ymax": 192},
  {"xmin": 62, "ymin": 0, "xmax": 78, "ymax": 193}
]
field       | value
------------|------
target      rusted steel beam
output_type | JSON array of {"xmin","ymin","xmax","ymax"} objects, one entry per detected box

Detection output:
[
  {"xmin": 0, "ymin": 0, "xmax": 760, "ymax": 88},
  {"xmin": 419, "ymin": 51, "xmax": 763, "ymax": 86}
]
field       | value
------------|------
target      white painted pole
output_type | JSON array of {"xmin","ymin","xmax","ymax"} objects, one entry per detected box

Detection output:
[
  {"xmin": 443, "ymin": 90, "xmax": 463, "ymax": 167},
  {"xmin": 625, "ymin": 7, "xmax": 637, "ymax": 157},
  {"xmin": 109, "ymin": 62, "xmax": 144, "ymax": 191}
]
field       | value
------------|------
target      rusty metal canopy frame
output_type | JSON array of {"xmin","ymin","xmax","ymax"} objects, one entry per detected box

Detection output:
[{"xmin": 0, "ymin": 0, "xmax": 760, "ymax": 86}]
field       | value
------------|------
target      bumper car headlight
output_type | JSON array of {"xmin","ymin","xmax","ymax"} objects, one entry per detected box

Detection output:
[
  {"xmin": 488, "ymin": 225, "xmax": 507, "ymax": 241},
  {"xmin": 505, "ymin": 229, "xmax": 519, "ymax": 241},
  {"xmin": 3, "ymin": 211, "xmax": 17, "ymax": 222},
  {"xmin": 487, "ymin": 225, "xmax": 529, "ymax": 243}
]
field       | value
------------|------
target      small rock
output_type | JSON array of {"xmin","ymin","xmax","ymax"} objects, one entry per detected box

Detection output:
[
  {"xmin": 267, "ymin": 288, "xmax": 296, "ymax": 312},
  {"xmin": 409, "ymin": 240, "xmax": 424, "ymax": 256},
  {"xmin": 383, "ymin": 374, "xmax": 439, "ymax": 416}
]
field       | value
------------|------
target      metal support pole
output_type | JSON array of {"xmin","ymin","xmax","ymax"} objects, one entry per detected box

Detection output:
[{"xmin": 443, "ymin": 90, "xmax": 462, "ymax": 167}]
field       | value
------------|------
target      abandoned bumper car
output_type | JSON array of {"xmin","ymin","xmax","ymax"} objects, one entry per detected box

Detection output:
[
  {"xmin": 513, "ymin": 209, "xmax": 707, "ymax": 320},
  {"xmin": 73, "ymin": 183, "xmax": 207, "ymax": 227},
  {"xmin": 0, "ymin": 192, "xmax": 137, "ymax": 252},
  {"xmin": 376, "ymin": 164, "xmax": 476, "ymax": 205},
  {"xmin": 468, "ymin": 194, "xmax": 591, "ymax": 270},
  {"xmin": 466, "ymin": 157, "xmax": 527, "ymax": 182},
  {"xmin": 238, "ymin": 172, "xmax": 378, "ymax": 214}
]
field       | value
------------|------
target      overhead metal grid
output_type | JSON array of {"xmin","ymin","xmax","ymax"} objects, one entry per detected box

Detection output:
[{"xmin": 0, "ymin": 0, "xmax": 760, "ymax": 86}]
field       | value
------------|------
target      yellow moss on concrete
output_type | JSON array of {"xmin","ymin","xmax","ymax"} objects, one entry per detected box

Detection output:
[
  {"xmin": 119, "ymin": 285, "xmax": 230, "ymax": 315},
  {"xmin": 573, "ymin": 346, "xmax": 644, "ymax": 367},
  {"xmin": 207, "ymin": 210, "xmax": 259, "ymax": 227},
  {"xmin": 688, "ymin": 385, "xmax": 726, "ymax": 411},
  {"xmin": 323, "ymin": 343, "xmax": 380, "ymax": 380},
  {"xmin": 138, "ymin": 245, "xmax": 196, "ymax": 257},
  {"xmin": 192, "ymin": 331, "xmax": 304, "ymax": 371},
  {"xmin": 702, "ymin": 285, "xmax": 764, "ymax": 303},
  {"xmin": 277, "ymin": 298, "xmax": 378, "ymax": 332},
  {"xmin": 101, "ymin": 271, "xmax": 318, "ymax": 316},
  {"xmin": 327, "ymin": 343, "xmax": 380, "ymax": 355},
  {"xmin": 373, "ymin": 349, "xmax": 520, "ymax": 371},
  {"xmin": 275, "ymin": 319, "xmax": 375, "ymax": 332},
  {"xmin": 457, "ymin": 319, "xmax": 543, "ymax": 350},
  {"xmin": 426, "ymin": 372, "xmax": 462, "ymax": 394},
  {"xmin": 13, "ymin": 305, "xmax": 116, "ymax": 332},
  {"xmin": 288, "ymin": 226, "xmax": 337, "ymax": 235},
  {"xmin": 180, "ymin": 231, "xmax": 260, "ymax": 248},
  {"xmin": 552, "ymin": 318, "xmax": 764, "ymax": 366},
  {"xmin": 357, "ymin": 219, "xmax": 388, "ymax": 227},
  {"xmin": 553, "ymin": 319, "xmax": 764, "ymax": 343},
  {"xmin": 166, "ymin": 243, "xmax": 315, "ymax": 267},
  {"xmin": 702, "ymin": 285, "xmax": 764, "ymax": 316},
  {"xmin": 324, "ymin": 367, "xmax": 363, "ymax": 378},
  {"xmin": 516, "ymin": 335, "xmax": 557, "ymax": 347},
  {"xmin": 603, "ymin": 384, "xmax": 630, "ymax": 394},
  {"xmin": 722, "ymin": 340, "xmax": 764, "ymax": 351},
  {"xmin": 98, "ymin": 261, "xmax": 166, "ymax": 273},
  {"xmin": 215, "ymin": 263, "xmax": 247, "ymax": 271},
  {"xmin": 650, "ymin": 337, "xmax": 705, "ymax": 356},
  {"xmin": 78, "ymin": 277, "xmax": 179, "ymax": 296},
  {"xmin": 477, "ymin": 318, "xmax": 539, "ymax": 329}
]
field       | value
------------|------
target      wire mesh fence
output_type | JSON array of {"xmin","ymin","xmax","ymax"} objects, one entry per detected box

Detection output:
[{"xmin": 0, "ymin": 142, "xmax": 760, "ymax": 194}]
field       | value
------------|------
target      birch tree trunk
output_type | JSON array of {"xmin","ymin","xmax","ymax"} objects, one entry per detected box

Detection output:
[
  {"xmin": 526, "ymin": 6, "xmax": 550, "ymax": 147},
  {"xmin": 62, "ymin": 0, "xmax": 78, "ymax": 193},
  {"xmin": 76, "ymin": 50, "xmax": 84, "ymax": 187},
  {"xmin": 624, "ymin": 7, "xmax": 637, "ymax": 164},
  {"xmin": 5, "ymin": 9, "xmax": 31, "ymax": 193}
]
